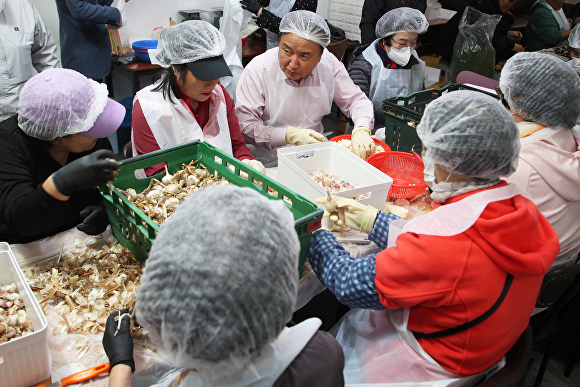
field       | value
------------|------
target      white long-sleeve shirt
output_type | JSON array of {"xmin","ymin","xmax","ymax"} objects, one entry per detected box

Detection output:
[
  {"xmin": 0, "ymin": 0, "xmax": 60, "ymax": 121},
  {"xmin": 235, "ymin": 48, "xmax": 374, "ymax": 151}
]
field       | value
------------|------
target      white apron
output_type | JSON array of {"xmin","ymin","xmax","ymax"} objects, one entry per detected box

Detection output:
[
  {"xmin": 135, "ymin": 83, "xmax": 233, "ymax": 154},
  {"xmin": 175, "ymin": 318, "xmax": 321, "ymax": 387},
  {"xmin": 219, "ymin": 0, "xmax": 251, "ymax": 101},
  {"xmin": 362, "ymin": 40, "xmax": 425, "ymax": 108},
  {"xmin": 265, "ymin": 0, "xmax": 296, "ymax": 49},
  {"xmin": 249, "ymin": 49, "xmax": 334, "ymax": 165},
  {"xmin": 336, "ymin": 184, "xmax": 527, "ymax": 386}
]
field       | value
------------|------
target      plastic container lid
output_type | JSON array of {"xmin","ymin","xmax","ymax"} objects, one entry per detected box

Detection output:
[
  {"xmin": 132, "ymin": 40, "xmax": 158, "ymax": 50},
  {"xmin": 366, "ymin": 151, "xmax": 427, "ymax": 198},
  {"xmin": 328, "ymin": 134, "xmax": 391, "ymax": 160}
]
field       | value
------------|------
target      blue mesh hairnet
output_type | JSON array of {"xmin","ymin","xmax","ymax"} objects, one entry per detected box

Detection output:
[
  {"xmin": 416, "ymin": 90, "xmax": 520, "ymax": 179},
  {"xmin": 279, "ymin": 10, "xmax": 331, "ymax": 47},
  {"xmin": 499, "ymin": 52, "xmax": 580, "ymax": 128},
  {"xmin": 375, "ymin": 7, "xmax": 429, "ymax": 39},
  {"xmin": 136, "ymin": 185, "xmax": 300, "ymax": 377}
]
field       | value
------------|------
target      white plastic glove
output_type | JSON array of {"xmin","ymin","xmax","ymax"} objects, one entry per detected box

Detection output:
[
  {"xmin": 242, "ymin": 159, "xmax": 266, "ymax": 174},
  {"xmin": 315, "ymin": 195, "xmax": 379, "ymax": 234},
  {"xmin": 285, "ymin": 126, "xmax": 325, "ymax": 146},
  {"xmin": 351, "ymin": 126, "xmax": 376, "ymax": 159}
]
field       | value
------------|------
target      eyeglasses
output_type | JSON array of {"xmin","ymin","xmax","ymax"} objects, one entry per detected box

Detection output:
[{"xmin": 390, "ymin": 38, "xmax": 420, "ymax": 50}]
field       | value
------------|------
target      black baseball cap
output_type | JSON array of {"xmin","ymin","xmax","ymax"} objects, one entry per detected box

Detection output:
[{"xmin": 185, "ymin": 55, "xmax": 232, "ymax": 81}]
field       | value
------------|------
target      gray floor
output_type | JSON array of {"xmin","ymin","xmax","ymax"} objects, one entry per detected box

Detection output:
[{"xmin": 522, "ymin": 349, "xmax": 580, "ymax": 387}]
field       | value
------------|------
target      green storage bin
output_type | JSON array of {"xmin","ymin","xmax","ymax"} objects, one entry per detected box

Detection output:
[
  {"xmin": 382, "ymin": 84, "xmax": 498, "ymax": 152},
  {"xmin": 99, "ymin": 140, "xmax": 323, "ymax": 277}
]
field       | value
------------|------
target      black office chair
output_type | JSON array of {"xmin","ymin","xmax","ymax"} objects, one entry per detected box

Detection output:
[{"xmin": 530, "ymin": 262, "xmax": 580, "ymax": 386}]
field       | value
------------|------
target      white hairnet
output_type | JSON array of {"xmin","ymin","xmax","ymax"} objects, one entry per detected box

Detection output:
[
  {"xmin": 499, "ymin": 52, "xmax": 580, "ymax": 129},
  {"xmin": 155, "ymin": 20, "xmax": 226, "ymax": 68},
  {"xmin": 570, "ymin": 24, "xmax": 580, "ymax": 48},
  {"xmin": 375, "ymin": 7, "xmax": 429, "ymax": 39},
  {"xmin": 17, "ymin": 68, "xmax": 108, "ymax": 141},
  {"xmin": 279, "ymin": 10, "xmax": 331, "ymax": 48},
  {"xmin": 136, "ymin": 185, "xmax": 300, "ymax": 377},
  {"xmin": 417, "ymin": 90, "xmax": 520, "ymax": 179}
]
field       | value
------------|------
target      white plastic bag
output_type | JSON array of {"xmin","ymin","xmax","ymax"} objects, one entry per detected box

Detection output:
[{"xmin": 219, "ymin": 0, "xmax": 252, "ymax": 101}]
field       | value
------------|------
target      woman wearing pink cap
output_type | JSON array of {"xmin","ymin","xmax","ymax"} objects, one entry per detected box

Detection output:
[{"xmin": 0, "ymin": 68, "xmax": 125, "ymax": 244}]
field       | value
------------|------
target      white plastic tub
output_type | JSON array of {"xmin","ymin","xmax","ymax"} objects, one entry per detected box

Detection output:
[
  {"xmin": 277, "ymin": 142, "xmax": 392, "ymax": 214},
  {"xmin": 0, "ymin": 242, "xmax": 51, "ymax": 387}
]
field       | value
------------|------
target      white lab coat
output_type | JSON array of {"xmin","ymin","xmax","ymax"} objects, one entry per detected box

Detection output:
[{"xmin": 0, "ymin": 0, "xmax": 60, "ymax": 121}]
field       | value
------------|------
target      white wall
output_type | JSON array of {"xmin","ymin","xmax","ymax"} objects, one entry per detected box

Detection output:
[
  {"xmin": 328, "ymin": 0, "xmax": 363, "ymax": 41},
  {"xmin": 29, "ymin": 0, "xmax": 228, "ymax": 50},
  {"xmin": 31, "ymin": 0, "xmax": 336, "ymax": 49}
]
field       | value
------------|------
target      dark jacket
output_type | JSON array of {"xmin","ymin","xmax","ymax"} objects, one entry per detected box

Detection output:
[
  {"xmin": 255, "ymin": 0, "xmax": 318, "ymax": 34},
  {"xmin": 55, "ymin": 0, "xmax": 120, "ymax": 80},
  {"xmin": 526, "ymin": 3, "xmax": 566, "ymax": 51},
  {"xmin": 273, "ymin": 330, "xmax": 345, "ymax": 387},
  {"xmin": 359, "ymin": 0, "xmax": 427, "ymax": 48},
  {"xmin": 0, "ymin": 116, "xmax": 110, "ymax": 244},
  {"xmin": 432, "ymin": 0, "xmax": 515, "ymax": 63}
]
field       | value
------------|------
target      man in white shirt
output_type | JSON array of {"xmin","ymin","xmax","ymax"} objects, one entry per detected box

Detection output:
[{"xmin": 0, "ymin": 0, "xmax": 60, "ymax": 122}]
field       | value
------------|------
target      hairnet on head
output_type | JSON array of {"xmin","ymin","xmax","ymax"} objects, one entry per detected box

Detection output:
[
  {"xmin": 570, "ymin": 24, "xmax": 580, "ymax": 48},
  {"xmin": 279, "ymin": 10, "xmax": 331, "ymax": 48},
  {"xmin": 499, "ymin": 52, "xmax": 580, "ymax": 128},
  {"xmin": 155, "ymin": 20, "xmax": 226, "ymax": 68},
  {"xmin": 136, "ymin": 185, "xmax": 300, "ymax": 377},
  {"xmin": 17, "ymin": 68, "xmax": 123, "ymax": 141},
  {"xmin": 416, "ymin": 90, "xmax": 520, "ymax": 179},
  {"xmin": 375, "ymin": 7, "xmax": 429, "ymax": 39}
]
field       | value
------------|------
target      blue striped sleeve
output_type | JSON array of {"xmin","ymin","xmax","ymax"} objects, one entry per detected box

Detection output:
[
  {"xmin": 368, "ymin": 212, "xmax": 401, "ymax": 250},
  {"xmin": 307, "ymin": 229, "xmax": 385, "ymax": 310}
]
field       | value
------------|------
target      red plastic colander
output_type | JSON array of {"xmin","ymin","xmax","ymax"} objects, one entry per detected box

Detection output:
[{"xmin": 367, "ymin": 151, "xmax": 427, "ymax": 198}]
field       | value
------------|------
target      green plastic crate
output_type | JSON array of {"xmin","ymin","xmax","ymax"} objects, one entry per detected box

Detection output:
[
  {"xmin": 382, "ymin": 84, "xmax": 498, "ymax": 152},
  {"xmin": 99, "ymin": 140, "xmax": 323, "ymax": 277}
]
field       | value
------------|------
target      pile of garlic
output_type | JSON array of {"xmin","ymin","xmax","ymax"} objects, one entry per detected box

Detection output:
[
  {"xmin": 0, "ymin": 283, "xmax": 32, "ymax": 343},
  {"xmin": 120, "ymin": 161, "xmax": 231, "ymax": 226},
  {"xmin": 336, "ymin": 139, "xmax": 385, "ymax": 157},
  {"xmin": 24, "ymin": 236, "xmax": 143, "ymax": 336}
]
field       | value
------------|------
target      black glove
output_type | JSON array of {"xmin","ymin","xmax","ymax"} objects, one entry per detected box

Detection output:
[
  {"xmin": 103, "ymin": 309, "xmax": 135, "ymax": 372},
  {"xmin": 52, "ymin": 149, "xmax": 119, "ymax": 196},
  {"xmin": 77, "ymin": 205, "xmax": 109, "ymax": 235},
  {"xmin": 240, "ymin": 0, "xmax": 261, "ymax": 15}
]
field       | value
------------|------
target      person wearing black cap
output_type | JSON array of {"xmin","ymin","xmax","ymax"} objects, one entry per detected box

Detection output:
[{"xmin": 131, "ymin": 20, "xmax": 265, "ymax": 176}]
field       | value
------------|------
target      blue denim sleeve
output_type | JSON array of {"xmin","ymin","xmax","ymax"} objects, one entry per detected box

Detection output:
[
  {"xmin": 307, "ymin": 229, "xmax": 386, "ymax": 310},
  {"xmin": 368, "ymin": 212, "xmax": 401, "ymax": 250}
]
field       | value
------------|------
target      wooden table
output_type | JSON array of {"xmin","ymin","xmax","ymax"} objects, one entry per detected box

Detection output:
[{"xmin": 110, "ymin": 61, "xmax": 163, "ymax": 96}]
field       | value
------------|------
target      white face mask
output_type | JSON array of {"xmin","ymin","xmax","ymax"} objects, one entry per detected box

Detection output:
[
  {"xmin": 573, "ymin": 57, "xmax": 580, "ymax": 73},
  {"xmin": 388, "ymin": 46, "xmax": 412, "ymax": 66},
  {"xmin": 423, "ymin": 156, "xmax": 436, "ymax": 189}
]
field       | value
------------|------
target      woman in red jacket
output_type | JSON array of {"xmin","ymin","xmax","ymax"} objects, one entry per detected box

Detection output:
[{"xmin": 311, "ymin": 91, "xmax": 559, "ymax": 385}]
